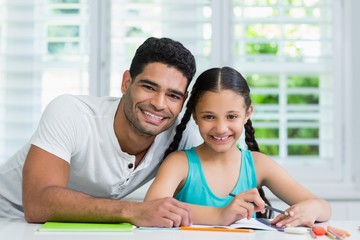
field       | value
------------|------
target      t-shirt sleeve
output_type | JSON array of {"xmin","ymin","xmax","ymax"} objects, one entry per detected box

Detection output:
[{"xmin": 30, "ymin": 95, "xmax": 86, "ymax": 163}]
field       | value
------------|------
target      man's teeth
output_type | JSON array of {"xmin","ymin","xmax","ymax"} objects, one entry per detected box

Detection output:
[
  {"xmin": 144, "ymin": 111, "xmax": 164, "ymax": 120},
  {"xmin": 213, "ymin": 136, "xmax": 229, "ymax": 140}
]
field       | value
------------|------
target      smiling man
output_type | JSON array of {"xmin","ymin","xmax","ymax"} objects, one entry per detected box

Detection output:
[{"xmin": 0, "ymin": 37, "xmax": 201, "ymax": 227}]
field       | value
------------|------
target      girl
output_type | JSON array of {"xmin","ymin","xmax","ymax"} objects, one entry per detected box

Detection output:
[{"xmin": 145, "ymin": 67, "xmax": 331, "ymax": 227}]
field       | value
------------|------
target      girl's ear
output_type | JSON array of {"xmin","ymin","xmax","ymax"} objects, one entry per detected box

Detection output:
[
  {"xmin": 192, "ymin": 113, "xmax": 198, "ymax": 125},
  {"xmin": 245, "ymin": 105, "xmax": 254, "ymax": 123}
]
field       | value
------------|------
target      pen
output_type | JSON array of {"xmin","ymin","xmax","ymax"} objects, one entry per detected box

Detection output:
[
  {"xmin": 229, "ymin": 193, "xmax": 289, "ymax": 216},
  {"xmin": 180, "ymin": 226, "xmax": 254, "ymax": 233}
]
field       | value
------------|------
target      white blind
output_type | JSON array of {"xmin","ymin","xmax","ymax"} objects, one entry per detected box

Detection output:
[
  {"xmin": 109, "ymin": 0, "xmax": 212, "ymax": 96},
  {"xmin": 0, "ymin": 0, "xmax": 90, "ymax": 162}
]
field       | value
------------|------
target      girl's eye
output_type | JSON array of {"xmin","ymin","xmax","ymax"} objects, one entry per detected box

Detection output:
[
  {"xmin": 228, "ymin": 115, "xmax": 237, "ymax": 119},
  {"xmin": 203, "ymin": 115, "xmax": 214, "ymax": 120}
]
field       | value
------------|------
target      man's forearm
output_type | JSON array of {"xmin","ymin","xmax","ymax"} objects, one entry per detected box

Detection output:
[{"xmin": 24, "ymin": 186, "xmax": 136, "ymax": 223}]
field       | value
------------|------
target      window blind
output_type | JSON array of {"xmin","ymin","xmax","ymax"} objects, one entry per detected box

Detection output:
[
  {"xmin": 0, "ymin": 0, "xmax": 90, "ymax": 162},
  {"xmin": 109, "ymin": 0, "xmax": 212, "ymax": 96}
]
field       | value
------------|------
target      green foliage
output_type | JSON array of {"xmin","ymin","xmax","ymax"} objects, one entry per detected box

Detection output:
[
  {"xmin": 288, "ymin": 145, "xmax": 319, "ymax": 155},
  {"xmin": 287, "ymin": 75, "xmax": 319, "ymax": 87},
  {"xmin": 247, "ymin": 74, "xmax": 279, "ymax": 87},
  {"xmin": 48, "ymin": 25, "xmax": 79, "ymax": 37},
  {"xmin": 251, "ymin": 94, "xmax": 279, "ymax": 104},
  {"xmin": 287, "ymin": 94, "xmax": 319, "ymax": 104},
  {"xmin": 259, "ymin": 145, "xmax": 279, "ymax": 155},
  {"xmin": 288, "ymin": 128, "xmax": 319, "ymax": 138},
  {"xmin": 48, "ymin": 42, "xmax": 79, "ymax": 54},
  {"xmin": 255, "ymin": 128, "xmax": 279, "ymax": 138},
  {"xmin": 52, "ymin": 9, "xmax": 79, "ymax": 15},
  {"xmin": 246, "ymin": 43, "xmax": 278, "ymax": 54},
  {"xmin": 49, "ymin": 0, "xmax": 79, "ymax": 3}
]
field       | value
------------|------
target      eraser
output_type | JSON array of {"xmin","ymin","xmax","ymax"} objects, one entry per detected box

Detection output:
[
  {"xmin": 284, "ymin": 227, "xmax": 309, "ymax": 234},
  {"xmin": 312, "ymin": 226, "xmax": 326, "ymax": 236}
]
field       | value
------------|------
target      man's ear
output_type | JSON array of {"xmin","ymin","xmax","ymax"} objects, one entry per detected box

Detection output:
[
  {"xmin": 181, "ymin": 91, "xmax": 188, "ymax": 108},
  {"xmin": 121, "ymin": 70, "xmax": 132, "ymax": 94}
]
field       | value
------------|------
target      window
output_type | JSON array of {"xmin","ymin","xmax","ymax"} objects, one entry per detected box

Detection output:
[
  {"xmin": 230, "ymin": 0, "xmax": 337, "ymax": 183},
  {"xmin": 0, "ymin": 0, "xmax": 356, "ymax": 196},
  {"xmin": 0, "ymin": 0, "xmax": 89, "ymax": 161}
]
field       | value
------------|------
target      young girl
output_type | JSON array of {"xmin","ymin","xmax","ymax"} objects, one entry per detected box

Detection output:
[{"xmin": 145, "ymin": 67, "xmax": 331, "ymax": 227}]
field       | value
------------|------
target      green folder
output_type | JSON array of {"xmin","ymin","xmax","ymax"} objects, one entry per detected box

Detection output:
[{"xmin": 38, "ymin": 222, "xmax": 134, "ymax": 232}]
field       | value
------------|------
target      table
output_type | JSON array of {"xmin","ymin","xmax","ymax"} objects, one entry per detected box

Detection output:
[{"xmin": 1, "ymin": 218, "xmax": 359, "ymax": 240}]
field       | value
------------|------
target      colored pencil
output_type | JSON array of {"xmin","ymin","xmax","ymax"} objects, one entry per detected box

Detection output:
[
  {"xmin": 180, "ymin": 226, "xmax": 254, "ymax": 233},
  {"xmin": 325, "ymin": 229, "xmax": 337, "ymax": 239},
  {"xmin": 327, "ymin": 226, "xmax": 351, "ymax": 237},
  {"xmin": 229, "ymin": 193, "xmax": 289, "ymax": 216},
  {"xmin": 327, "ymin": 228, "xmax": 344, "ymax": 239}
]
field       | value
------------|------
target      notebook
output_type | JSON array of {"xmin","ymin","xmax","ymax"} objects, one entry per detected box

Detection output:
[{"xmin": 38, "ymin": 222, "xmax": 134, "ymax": 232}]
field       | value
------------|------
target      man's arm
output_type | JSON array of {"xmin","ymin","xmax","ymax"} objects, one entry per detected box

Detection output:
[{"xmin": 22, "ymin": 145, "xmax": 191, "ymax": 227}]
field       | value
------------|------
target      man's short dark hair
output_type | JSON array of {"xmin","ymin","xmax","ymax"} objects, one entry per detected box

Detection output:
[{"xmin": 129, "ymin": 37, "xmax": 196, "ymax": 89}]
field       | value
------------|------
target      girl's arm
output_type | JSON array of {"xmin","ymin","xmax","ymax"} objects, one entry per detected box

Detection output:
[
  {"xmin": 145, "ymin": 151, "xmax": 189, "ymax": 201},
  {"xmin": 145, "ymin": 152, "xmax": 266, "ymax": 226},
  {"xmin": 253, "ymin": 151, "xmax": 331, "ymax": 227}
]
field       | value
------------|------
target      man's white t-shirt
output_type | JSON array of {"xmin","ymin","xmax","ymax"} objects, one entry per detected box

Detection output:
[{"xmin": 0, "ymin": 94, "xmax": 201, "ymax": 218}]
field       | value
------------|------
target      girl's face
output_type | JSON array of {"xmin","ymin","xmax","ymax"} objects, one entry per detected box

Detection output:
[{"xmin": 194, "ymin": 89, "xmax": 252, "ymax": 153}]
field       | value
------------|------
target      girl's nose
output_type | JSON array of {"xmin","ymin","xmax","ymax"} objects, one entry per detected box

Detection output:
[{"xmin": 214, "ymin": 119, "xmax": 228, "ymax": 133}]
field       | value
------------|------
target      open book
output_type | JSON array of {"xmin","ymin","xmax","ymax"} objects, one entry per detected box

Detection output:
[{"xmin": 188, "ymin": 218, "xmax": 284, "ymax": 231}]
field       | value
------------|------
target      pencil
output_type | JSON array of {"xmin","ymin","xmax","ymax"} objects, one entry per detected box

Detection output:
[
  {"xmin": 327, "ymin": 228, "xmax": 344, "ymax": 239},
  {"xmin": 180, "ymin": 226, "xmax": 254, "ymax": 233},
  {"xmin": 325, "ymin": 229, "xmax": 337, "ymax": 239},
  {"xmin": 327, "ymin": 226, "xmax": 351, "ymax": 237},
  {"xmin": 229, "ymin": 193, "xmax": 289, "ymax": 216}
]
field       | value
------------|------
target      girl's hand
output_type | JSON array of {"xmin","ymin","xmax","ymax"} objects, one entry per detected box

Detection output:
[
  {"xmin": 271, "ymin": 199, "xmax": 324, "ymax": 228},
  {"xmin": 218, "ymin": 188, "xmax": 266, "ymax": 226}
]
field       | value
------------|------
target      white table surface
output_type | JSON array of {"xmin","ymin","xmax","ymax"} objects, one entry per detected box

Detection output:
[{"xmin": 1, "ymin": 218, "xmax": 359, "ymax": 240}]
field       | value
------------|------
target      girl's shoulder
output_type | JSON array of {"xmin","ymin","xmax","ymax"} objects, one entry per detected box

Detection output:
[{"xmin": 161, "ymin": 150, "xmax": 189, "ymax": 167}]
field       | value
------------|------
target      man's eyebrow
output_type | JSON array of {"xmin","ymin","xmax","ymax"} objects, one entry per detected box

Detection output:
[
  {"xmin": 139, "ymin": 79, "xmax": 160, "ymax": 88},
  {"xmin": 139, "ymin": 79, "xmax": 185, "ymax": 97}
]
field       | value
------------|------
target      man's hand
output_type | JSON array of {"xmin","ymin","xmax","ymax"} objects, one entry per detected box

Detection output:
[{"xmin": 130, "ymin": 197, "xmax": 192, "ymax": 227}]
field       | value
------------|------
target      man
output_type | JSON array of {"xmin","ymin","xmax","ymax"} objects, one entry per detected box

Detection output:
[{"xmin": 0, "ymin": 37, "xmax": 201, "ymax": 227}]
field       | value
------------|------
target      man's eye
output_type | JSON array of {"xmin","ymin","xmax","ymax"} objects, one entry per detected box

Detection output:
[
  {"xmin": 143, "ymin": 85, "xmax": 155, "ymax": 91},
  {"xmin": 169, "ymin": 94, "xmax": 181, "ymax": 100}
]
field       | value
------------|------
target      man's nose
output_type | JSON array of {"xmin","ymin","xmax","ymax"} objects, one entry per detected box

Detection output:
[{"xmin": 150, "ymin": 92, "xmax": 166, "ymax": 110}]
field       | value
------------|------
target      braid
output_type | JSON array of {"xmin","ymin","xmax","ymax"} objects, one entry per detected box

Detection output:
[
  {"xmin": 257, "ymin": 188, "xmax": 273, "ymax": 218},
  {"xmin": 163, "ymin": 106, "xmax": 193, "ymax": 161},
  {"xmin": 244, "ymin": 119, "xmax": 260, "ymax": 152},
  {"xmin": 245, "ymin": 119, "xmax": 273, "ymax": 218}
]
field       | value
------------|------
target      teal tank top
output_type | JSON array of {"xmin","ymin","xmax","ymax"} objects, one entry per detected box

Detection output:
[{"xmin": 174, "ymin": 147, "xmax": 257, "ymax": 208}]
